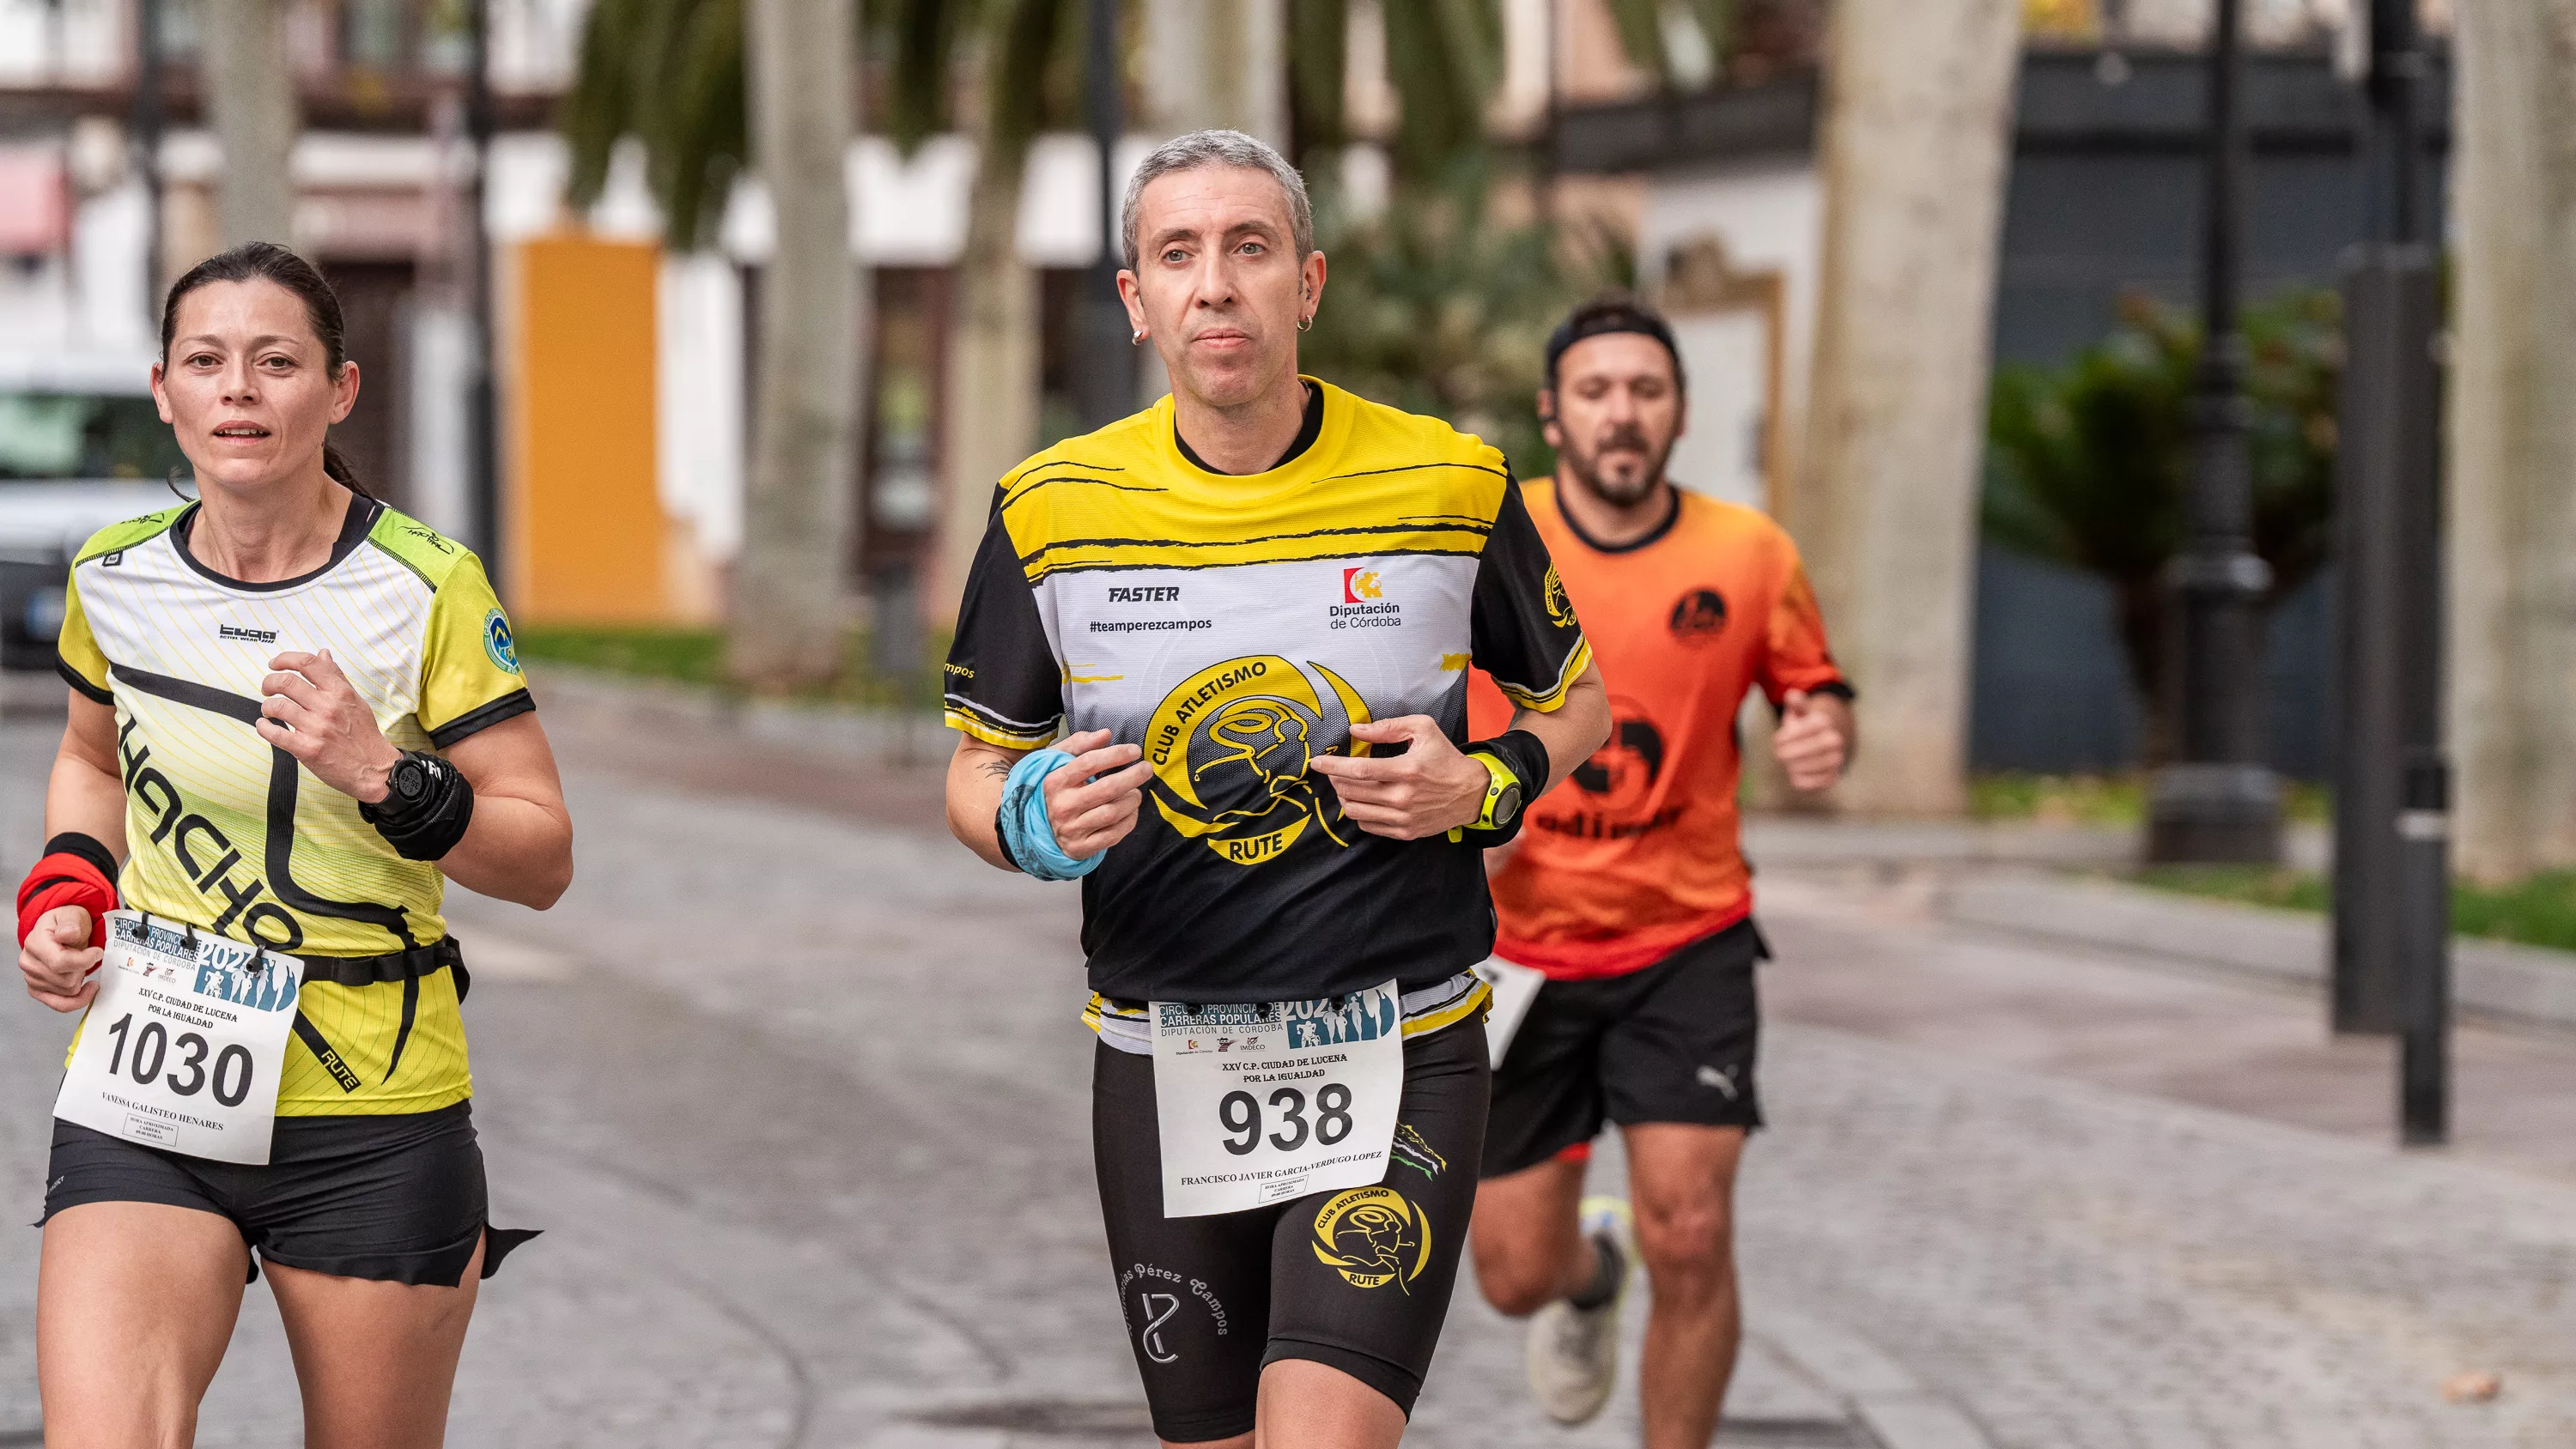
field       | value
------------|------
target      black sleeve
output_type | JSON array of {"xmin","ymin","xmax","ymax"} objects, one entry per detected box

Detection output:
[
  {"xmin": 1470, "ymin": 476, "xmax": 1592, "ymax": 711},
  {"xmin": 943, "ymin": 503, "xmax": 1064, "ymax": 749}
]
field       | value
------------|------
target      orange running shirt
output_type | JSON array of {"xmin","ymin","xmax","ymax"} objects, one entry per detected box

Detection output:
[{"xmin": 1467, "ymin": 480, "xmax": 1848, "ymax": 979}]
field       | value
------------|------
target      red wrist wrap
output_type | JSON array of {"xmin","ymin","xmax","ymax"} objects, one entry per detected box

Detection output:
[{"xmin": 16, "ymin": 853, "xmax": 118, "ymax": 949}]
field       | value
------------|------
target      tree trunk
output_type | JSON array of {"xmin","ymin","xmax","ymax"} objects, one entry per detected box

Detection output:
[
  {"xmin": 2446, "ymin": 2, "xmax": 2576, "ymax": 883},
  {"xmin": 2117, "ymin": 573, "xmax": 2173, "ymax": 767},
  {"xmin": 931, "ymin": 142, "xmax": 1040, "ymax": 624},
  {"xmin": 1796, "ymin": 0, "xmax": 2021, "ymax": 815},
  {"xmin": 731, "ymin": 0, "xmax": 863, "ymax": 688},
  {"xmin": 200, "ymin": 0, "xmax": 298, "ymax": 248},
  {"xmin": 1142, "ymin": 0, "xmax": 1291, "ymax": 145}
]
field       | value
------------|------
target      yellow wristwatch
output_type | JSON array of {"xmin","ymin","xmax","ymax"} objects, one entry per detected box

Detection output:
[
  {"xmin": 1447, "ymin": 751, "xmax": 1527, "ymax": 842},
  {"xmin": 1473, "ymin": 751, "xmax": 1526, "ymax": 830}
]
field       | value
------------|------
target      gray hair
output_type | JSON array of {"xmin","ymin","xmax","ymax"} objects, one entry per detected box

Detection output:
[{"xmin": 1120, "ymin": 129, "xmax": 1314, "ymax": 273}]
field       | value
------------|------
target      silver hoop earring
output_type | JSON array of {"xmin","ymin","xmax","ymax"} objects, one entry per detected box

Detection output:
[
  {"xmin": 1131, "ymin": 330, "xmax": 1145, "ymax": 344},
  {"xmin": 1297, "ymin": 314, "xmax": 1314, "ymax": 333}
]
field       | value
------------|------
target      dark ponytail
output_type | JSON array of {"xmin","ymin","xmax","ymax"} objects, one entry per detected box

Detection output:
[
  {"xmin": 322, "ymin": 442, "xmax": 362, "ymax": 491},
  {"xmin": 160, "ymin": 240, "xmax": 375, "ymax": 500}
]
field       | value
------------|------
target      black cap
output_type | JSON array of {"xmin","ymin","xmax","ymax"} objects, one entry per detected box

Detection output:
[{"xmin": 1544, "ymin": 294, "xmax": 1686, "ymax": 393}]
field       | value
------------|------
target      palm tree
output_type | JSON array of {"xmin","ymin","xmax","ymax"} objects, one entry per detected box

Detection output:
[
  {"xmin": 562, "ymin": 0, "xmax": 860, "ymax": 688},
  {"xmin": 567, "ymin": 0, "xmax": 1595, "ymax": 663},
  {"xmin": 2448, "ymin": 0, "xmax": 2576, "ymax": 882},
  {"xmin": 737, "ymin": 0, "xmax": 862, "ymax": 686},
  {"xmin": 560, "ymin": 0, "xmax": 749, "ymax": 252},
  {"xmin": 1286, "ymin": 0, "xmax": 1504, "ymax": 183},
  {"xmin": 884, "ymin": 0, "xmax": 1074, "ymax": 621},
  {"xmin": 201, "ymin": 0, "xmax": 299, "ymax": 246},
  {"xmin": 1984, "ymin": 288, "xmax": 2340, "ymax": 763},
  {"xmin": 1798, "ymin": 0, "xmax": 2023, "ymax": 815}
]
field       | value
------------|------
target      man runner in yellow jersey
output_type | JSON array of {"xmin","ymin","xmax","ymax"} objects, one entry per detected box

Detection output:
[
  {"xmin": 940, "ymin": 130, "xmax": 1608, "ymax": 1448},
  {"xmin": 1465, "ymin": 297, "xmax": 1853, "ymax": 1445}
]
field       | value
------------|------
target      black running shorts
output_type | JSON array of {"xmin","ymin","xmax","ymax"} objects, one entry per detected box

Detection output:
[
  {"xmin": 40, "ymin": 1101, "xmax": 535, "ymax": 1286},
  {"xmin": 1092, "ymin": 1017, "xmax": 1487, "ymax": 1442},
  {"xmin": 1480, "ymin": 919, "xmax": 1766, "ymax": 1180}
]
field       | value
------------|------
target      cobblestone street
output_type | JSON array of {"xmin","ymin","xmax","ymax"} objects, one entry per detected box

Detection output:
[{"xmin": 4, "ymin": 692, "xmax": 2574, "ymax": 1446}]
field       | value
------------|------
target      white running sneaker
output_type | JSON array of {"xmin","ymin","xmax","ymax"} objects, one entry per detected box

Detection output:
[{"xmin": 1525, "ymin": 1196, "xmax": 1634, "ymax": 1425}]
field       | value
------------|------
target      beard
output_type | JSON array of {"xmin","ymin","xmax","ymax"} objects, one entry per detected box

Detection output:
[{"xmin": 1559, "ymin": 421, "xmax": 1674, "ymax": 507}]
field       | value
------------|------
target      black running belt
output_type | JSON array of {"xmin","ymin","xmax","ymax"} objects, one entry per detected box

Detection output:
[
  {"xmin": 289, "ymin": 943, "xmax": 467, "ymax": 1089},
  {"xmin": 303, "ymin": 938, "xmax": 468, "ymax": 1083},
  {"xmin": 300, "ymin": 937, "xmax": 466, "ymax": 993}
]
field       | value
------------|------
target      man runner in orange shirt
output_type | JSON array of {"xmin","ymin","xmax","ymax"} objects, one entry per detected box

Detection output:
[{"xmin": 1464, "ymin": 296, "xmax": 1853, "ymax": 1445}]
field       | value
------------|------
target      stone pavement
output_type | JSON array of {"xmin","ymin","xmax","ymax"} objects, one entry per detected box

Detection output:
[{"xmin": 2, "ymin": 686, "xmax": 2574, "ymax": 1446}]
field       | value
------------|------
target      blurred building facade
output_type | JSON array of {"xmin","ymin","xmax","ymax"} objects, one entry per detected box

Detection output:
[
  {"xmin": 0, "ymin": 0, "xmax": 2451, "ymax": 780},
  {"xmin": 1554, "ymin": 0, "xmax": 2452, "ymax": 779},
  {"xmin": 0, "ymin": 0, "xmax": 1205, "ymax": 628}
]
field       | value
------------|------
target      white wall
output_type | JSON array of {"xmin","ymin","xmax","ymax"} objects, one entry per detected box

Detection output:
[
  {"xmin": 72, "ymin": 179, "xmax": 151, "ymax": 349},
  {"xmin": 0, "ymin": 0, "xmax": 126, "ymax": 84},
  {"xmin": 1665, "ymin": 309, "xmax": 1769, "ymax": 508},
  {"xmin": 405, "ymin": 307, "xmax": 477, "ymax": 538},
  {"xmin": 1639, "ymin": 160, "xmax": 1825, "ymax": 511},
  {"xmin": 656, "ymin": 254, "xmax": 744, "ymax": 562}
]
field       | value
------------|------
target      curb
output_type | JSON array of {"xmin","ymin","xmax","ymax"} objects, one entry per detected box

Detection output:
[
  {"xmin": 1741, "ymin": 816, "xmax": 2334, "ymax": 874},
  {"xmin": 1943, "ymin": 869, "xmax": 2576, "ymax": 1032},
  {"xmin": 1752, "ymin": 1302, "xmax": 1999, "ymax": 1449}
]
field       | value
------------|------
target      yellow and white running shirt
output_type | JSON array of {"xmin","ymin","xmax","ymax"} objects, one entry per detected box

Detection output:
[{"xmin": 55, "ymin": 495, "xmax": 532, "ymax": 1115}]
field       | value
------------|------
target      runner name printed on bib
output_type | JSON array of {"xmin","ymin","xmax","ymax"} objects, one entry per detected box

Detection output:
[
  {"xmin": 1151, "ymin": 980, "xmax": 1405, "ymax": 1218},
  {"xmin": 1473, "ymin": 956, "xmax": 1546, "ymax": 1070},
  {"xmin": 55, "ymin": 911, "xmax": 304, "ymax": 1165}
]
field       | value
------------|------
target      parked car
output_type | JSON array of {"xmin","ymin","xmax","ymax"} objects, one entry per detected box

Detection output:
[{"xmin": 0, "ymin": 350, "xmax": 183, "ymax": 672}]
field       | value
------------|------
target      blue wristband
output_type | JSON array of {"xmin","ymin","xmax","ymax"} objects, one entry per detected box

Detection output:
[{"xmin": 999, "ymin": 748, "xmax": 1108, "ymax": 881}]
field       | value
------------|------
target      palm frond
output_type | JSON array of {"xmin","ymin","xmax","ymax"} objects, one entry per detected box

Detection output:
[
  {"xmin": 557, "ymin": 0, "xmax": 749, "ymax": 250},
  {"xmin": 1287, "ymin": 0, "xmax": 1347, "ymax": 154},
  {"xmin": 559, "ymin": 0, "xmax": 650, "ymax": 209},
  {"xmin": 1600, "ymin": 0, "xmax": 1737, "ymax": 88},
  {"xmin": 1682, "ymin": 0, "xmax": 1734, "ymax": 71},
  {"xmin": 885, "ymin": 0, "xmax": 975, "ymax": 155},
  {"xmin": 1983, "ymin": 287, "xmax": 2342, "ymax": 706},
  {"xmin": 1599, "ymin": 0, "xmax": 1666, "ymax": 80},
  {"xmin": 656, "ymin": 0, "xmax": 748, "ymax": 246},
  {"xmin": 982, "ymin": 0, "xmax": 1065, "ymax": 167},
  {"xmin": 1381, "ymin": 0, "xmax": 1501, "ymax": 179}
]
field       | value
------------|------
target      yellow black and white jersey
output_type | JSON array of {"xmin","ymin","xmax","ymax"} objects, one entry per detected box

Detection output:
[
  {"xmin": 945, "ymin": 379, "xmax": 1590, "ymax": 1004},
  {"xmin": 55, "ymin": 495, "xmax": 532, "ymax": 1115}
]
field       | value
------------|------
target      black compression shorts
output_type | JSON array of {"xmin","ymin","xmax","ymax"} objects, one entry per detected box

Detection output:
[
  {"xmin": 1092, "ymin": 1017, "xmax": 1487, "ymax": 1442},
  {"xmin": 40, "ymin": 1101, "xmax": 536, "ymax": 1286},
  {"xmin": 1481, "ymin": 918, "xmax": 1766, "ymax": 1180}
]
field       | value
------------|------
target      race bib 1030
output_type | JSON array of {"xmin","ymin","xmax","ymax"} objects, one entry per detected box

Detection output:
[{"xmin": 54, "ymin": 912, "xmax": 302, "ymax": 1165}]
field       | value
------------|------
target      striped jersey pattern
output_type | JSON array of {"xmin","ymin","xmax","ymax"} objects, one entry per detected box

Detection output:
[{"xmin": 55, "ymin": 496, "xmax": 532, "ymax": 1115}]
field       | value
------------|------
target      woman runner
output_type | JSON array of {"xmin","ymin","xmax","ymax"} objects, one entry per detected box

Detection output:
[{"xmin": 15, "ymin": 242, "xmax": 573, "ymax": 1447}]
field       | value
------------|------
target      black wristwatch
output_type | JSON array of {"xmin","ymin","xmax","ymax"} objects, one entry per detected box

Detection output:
[
  {"xmin": 361, "ymin": 750, "xmax": 454, "ymax": 828},
  {"xmin": 380, "ymin": 754, "xmax": 439, "ymax": 816},
  {"xmin": 389, "ymin": 753, "xmax": 435, "ymax": 806},
  {"xmin": 358, "ymin": 749, "xmax": 476, "ymax": 860}
]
